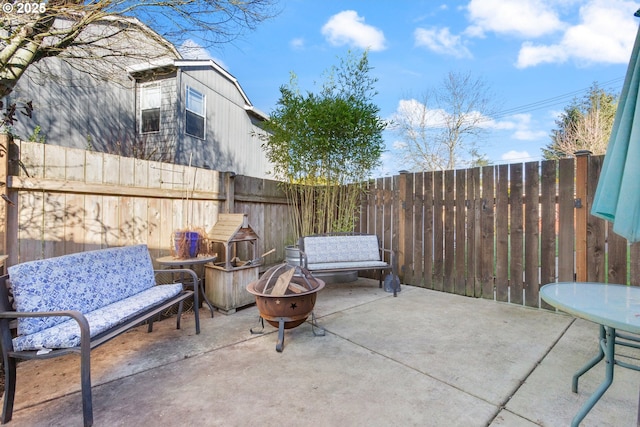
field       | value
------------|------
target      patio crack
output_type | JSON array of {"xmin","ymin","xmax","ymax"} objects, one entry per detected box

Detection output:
[{"xmin": 487, "ymin": 316, "xmax": 576, "ymax": 425}]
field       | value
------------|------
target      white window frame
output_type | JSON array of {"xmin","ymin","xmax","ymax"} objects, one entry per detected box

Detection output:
[
  {"xmin": 140, "ymin": 83, "xmax": 161, "ymax": 134},
  {"xmin": 185, "ymin": 86, "xmax": 205, "ymax": 139}
]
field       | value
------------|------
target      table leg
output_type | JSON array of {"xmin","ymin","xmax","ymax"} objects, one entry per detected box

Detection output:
[
  {"xmin": 573, "ymin": 325, "xmax": 606, "ymax": 393},
  {"xmin": 198, "ymin": 277, "xmax": 216, "ymax": 318},
  {"xmin": 637, "ymin": 383, "xmax": 640, "ymax": 427},
  {"xmin": 174, "ymin": 264, "xmax": 215, "ymax": 318},
  {"xmin": 571, "ymin": 326, "xmax": 615, "ymax": 427}
]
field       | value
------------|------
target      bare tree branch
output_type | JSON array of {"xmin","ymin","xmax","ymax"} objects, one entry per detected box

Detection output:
[
  {"xmin": 392, "ymin": 71, "xmax": 496, "ymax": 172},
  {"xmin": 0, "ymin": 0, "xmax": 279, "ymax": 98}
]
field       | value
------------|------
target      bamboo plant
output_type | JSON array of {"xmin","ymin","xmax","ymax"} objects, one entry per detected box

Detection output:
[
  {"xmin": 171, "ymin": 157, "xmax": 213, "ymax": 259},
  {"xmin": 258, "ymin": 51, "xmax": 386, "ymax": 242}
]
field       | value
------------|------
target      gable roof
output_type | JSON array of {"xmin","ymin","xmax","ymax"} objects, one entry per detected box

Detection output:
[
  {"xmin": 174, "ymin": 59, "xmax": 268, "ymax": 121},
  {"xmin": 127, "ymin": 58, "xmax": 268, "ymax": 122}
]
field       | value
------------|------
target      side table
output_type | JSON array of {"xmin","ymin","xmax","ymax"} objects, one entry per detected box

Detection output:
[{"xmin": 156, "ymin": 255, "xmax": 217, "ymax": 317}]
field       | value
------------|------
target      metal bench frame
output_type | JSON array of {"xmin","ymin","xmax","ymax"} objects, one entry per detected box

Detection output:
[
  {"xmin": 0, "ymin": 268, "xmax": 199, "ymax": 427},
  {"xmin": 298, "ymin": 232, "xmax": 395, "ymax": 292}
]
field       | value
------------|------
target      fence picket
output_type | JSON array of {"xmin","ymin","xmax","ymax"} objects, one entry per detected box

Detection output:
[
  {"xmin": 540, "ymin": 160, "xmax": 557, "ymax": 309},
  {"xmin": 455, "ymin": 169, "xmax": 467, "ymax": 296},
  {"xmin": 509, "ymin": 163, "xmax": 524, "ymax": 305},
  {"xmin": 444, "ymin": 170, "xmax": 455, "ymax": 293},
  {"xmin": 524, "ymin": 162, "xmax": 540, "ymax": 307},
  {"xmin": 495, "ymin": 164, "xmax": 509, "ymax": 302},
  {"xmin": 557, "ymin": 158, "xmax": 575, "ymax": 282},
  {"xmin": 433, "ymin": 171, "xmax": 444, "ymax": 291},
  {"xmin": 414, "ymin": 173, "xmax": 425, "ymax": 287},
  {"xmin": 423, "ymin": 172, "xmax": 434, "ymax": 289},
  {"xmin": 6, "ymin": 141, "xmax": 640, "ymax": 310}
]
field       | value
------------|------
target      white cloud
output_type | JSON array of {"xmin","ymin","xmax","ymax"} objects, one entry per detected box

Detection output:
[
  {"xmin": 321, "ymin": 10, "xmax": 386, "ymax": 51},
  {"xmin": 501, "ymin": 150, "xmax": 535, "ymax": 163},
  {"xmin": 392, "ymin": 140, "xmax": 407, "ymax": 150},
  {"xmin": 480, "ymin": 117, "xmax": 517, "ymax": 131},
  {"xmin": 414, "ymin": 27, "xmax": 472, "ymax": 58},
  {"xmin": 516, "ymin": 0, "xmax": 637, "ymax": 68},
  {"xmin": 513, "ymin": 128, "xmax": 549, "ymax": 140},
  {"xmin": 465, "ymin": 0, "xmax": 564, "ymax": 38},
  {"xmin": 374, "ymin": 150, "xmax": 405, "ymax": 177},
  {"xmin": 290, "ymin": 38, "xmax": 305, "ymax": 50},
  {"xmin": 516, "ymin": 42, "xmax": 568, "ymax": 67},
  {"xmin": 463, "ymin": 0, "xmax": 637, "ymax": 68},
  {"xmin": 179, "ymin": 40, "xmax": 213, "ymax": 60},
  {"xmin": 392, "ymin": 99, "xmax": 449, "ymax": 129},
  {"xmin": 179, "ymin": 40, "xmax": 229, "ymax": 70},
  {"xmin": 391, "ymin": 101, "xmax": 550, "ymax": 155},
  {"xmin": 485, "ymin": 113, "xmax": 549, "ymax": 140}
]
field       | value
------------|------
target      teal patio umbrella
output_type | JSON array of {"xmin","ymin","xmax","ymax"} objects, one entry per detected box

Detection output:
[{"xmin": 592, "ymin": 10, "xmax": 640, "ymax": 242}]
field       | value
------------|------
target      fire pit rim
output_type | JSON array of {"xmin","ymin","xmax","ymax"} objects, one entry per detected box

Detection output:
[{"xmin": 245, "ymin": 277, "xmax": 326, "ymax": 297}]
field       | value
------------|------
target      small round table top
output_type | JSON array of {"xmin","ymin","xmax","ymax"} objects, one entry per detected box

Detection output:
[{"xmin": 156, "ymin": 254, "xmax": 218, "ymax": 267}]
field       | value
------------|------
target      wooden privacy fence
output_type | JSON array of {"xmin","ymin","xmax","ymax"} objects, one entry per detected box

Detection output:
[
  {"xmin": 357, "ymin": 152, "xmax": 640, "ymax": 308},
  {"xmin": 2, "ymin": 136, "xmax": 640, "ymax": 310},
  {"xmin": 0, "ymin": 137, "xmax": 294, "ymax": 270}
]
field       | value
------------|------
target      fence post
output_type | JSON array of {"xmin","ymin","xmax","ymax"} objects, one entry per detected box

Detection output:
[
  {"xmin": 0, "ymin": 133, "xmax": 8, "ymax": 259},
  {"xmin": 574, "ymin": 150, "xmax": 591, "ymax": 282},
  {"xmin": 224, "ymin": 171, "xmax": 235, "ymax": 214},
  {"xmin": 397, "ymin": 171, "xmax": 408, "ymax": 282}
]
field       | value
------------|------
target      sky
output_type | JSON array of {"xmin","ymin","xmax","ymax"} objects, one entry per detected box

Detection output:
[{"xmin": 181, "ymin": 0, "xmax": 638, "ymax": 177}]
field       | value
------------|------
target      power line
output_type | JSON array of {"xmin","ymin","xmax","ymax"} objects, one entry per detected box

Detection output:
[
  {"xmin": 491, "ymin": 76, "xmax": 625, "ymax": 120},
  {"xmin": 397, "ymin": 76, "xmax": 625, "ymax": 129}
]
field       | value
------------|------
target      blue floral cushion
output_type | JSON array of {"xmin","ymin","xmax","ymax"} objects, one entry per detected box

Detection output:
[
  {"xmin": 12, "ymin": 283, "xmax": 183, "ymax": 351},
  {"xmin": 302, "ymin": 235, "xmax": 381, "ymax": 264},
  {"xmin": 8, "ymin": 245, "xmax": 157, "ymax": 336}
]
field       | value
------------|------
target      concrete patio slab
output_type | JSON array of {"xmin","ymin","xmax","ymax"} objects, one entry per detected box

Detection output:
[
  {"xmin": 3, "ymin": 279, "xmax": 640, "ymax": 426},
  {"xmin": 505, "ymin": 317, "xmax": 640, "ymax": 426}
]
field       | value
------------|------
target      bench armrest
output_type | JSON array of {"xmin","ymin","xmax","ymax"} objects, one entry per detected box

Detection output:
[
  {"xmin": 297, "ymin": 250, "xmax": 309, "ymax": 268},
  {"xmin": 0, "ymin": 309, "xmax": 91, "ymax": 354}
]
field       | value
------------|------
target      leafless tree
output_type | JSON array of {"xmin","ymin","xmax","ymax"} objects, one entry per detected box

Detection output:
[
  {"xmin": 392, "ymin": 71, "xmax": 496, "ymax": 171},
  {"xmin": 553, "ymin": 108, "xmax": 611, "ymax": 156},
  {"xmin": 0, "ymin": 0, "xmax": 278, "ymax": 99},
  {"xmin": 543, "ymin": 84, "xmax": 617, "ymax": 159}
]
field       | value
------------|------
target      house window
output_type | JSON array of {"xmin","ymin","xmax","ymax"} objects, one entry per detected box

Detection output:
[
  {"xmin": 186, "ymin": 86, "xmax": 205, "ymax": 139},
  {"xmin": 140, "ymin": 84, "xmax": 161, "ymax": 133}
]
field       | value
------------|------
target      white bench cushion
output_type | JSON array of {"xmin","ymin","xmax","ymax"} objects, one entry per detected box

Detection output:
[
  {"xmin": 8, "ymin": 245, "xmax": 156, "ymax": 336},
  {"xmin": 302, "ymin": 235, "xmax": 381, "ymax": 264},
  {"xmin": 12, "ymin": 283, "xmax": 183, "ymax": 351},
  {"xmin": 307, "ymin": 261, "xmax": 389, "ymax": 271}
]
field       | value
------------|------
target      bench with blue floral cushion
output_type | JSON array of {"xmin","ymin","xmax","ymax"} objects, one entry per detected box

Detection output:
[
  {"xmin": 298, "ymin": 233, "xmax": 393, "ymax": 289},
  {"xmin": 0, "ymin": 244, "xmax": 200, "ymax": 427}
]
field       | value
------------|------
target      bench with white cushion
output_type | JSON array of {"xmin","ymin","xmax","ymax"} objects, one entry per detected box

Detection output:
[
  {"xmin": 0, "ymin": 244, "xmax": 200, "ymax": 427},
  {"xmin": 298, "ymin": 233, "xmax": 392, "ymax": 288}
]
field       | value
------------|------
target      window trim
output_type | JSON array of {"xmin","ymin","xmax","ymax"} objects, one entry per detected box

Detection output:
[
  {"xmin": 185, "ymin": 86, "xmax": 205, "ymax": 139},
  {"xmin": 139, "ymin": 83, "xmax": 161, "ymax": 134}
]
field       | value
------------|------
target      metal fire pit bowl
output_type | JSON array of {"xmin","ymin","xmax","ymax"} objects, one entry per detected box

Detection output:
[{"xmin": 247, "ymin": 263, "xmax": 325, "ymax": 352}]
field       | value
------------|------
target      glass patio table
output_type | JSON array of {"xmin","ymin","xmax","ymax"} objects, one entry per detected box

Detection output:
[{"xmin": 540, "ymin": 282, "xmax": 640, "ymax": 427}]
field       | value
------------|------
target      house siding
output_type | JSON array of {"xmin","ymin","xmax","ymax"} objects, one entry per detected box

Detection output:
[
  {"xmin": 3, "ymin": 21, "xmax": 273, "ymax": 179},
  {"xmin": 176, "ymin": 67, "xmax": 272, "ymax": 178},
  {"xmin": 8, "ymin": 60, "xmax": 136, "ymax": 151},
  {"xmin": 135, "ymin": 73, "xmax": 178, "ymax": 163}
]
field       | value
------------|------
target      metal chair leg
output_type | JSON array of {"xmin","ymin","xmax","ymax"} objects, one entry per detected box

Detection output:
[
  {"xmin": 1, "ymin": 356, "xmax": 16, "ymax": 424},
  {"xmin": 80, "ymin": 346, "xmax": 94, "ymax": 426}
]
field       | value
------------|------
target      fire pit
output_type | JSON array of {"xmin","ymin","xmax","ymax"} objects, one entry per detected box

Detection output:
[{"xmin": 247, "ymin": 263, "xmax": 325, "ymax": 352}]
